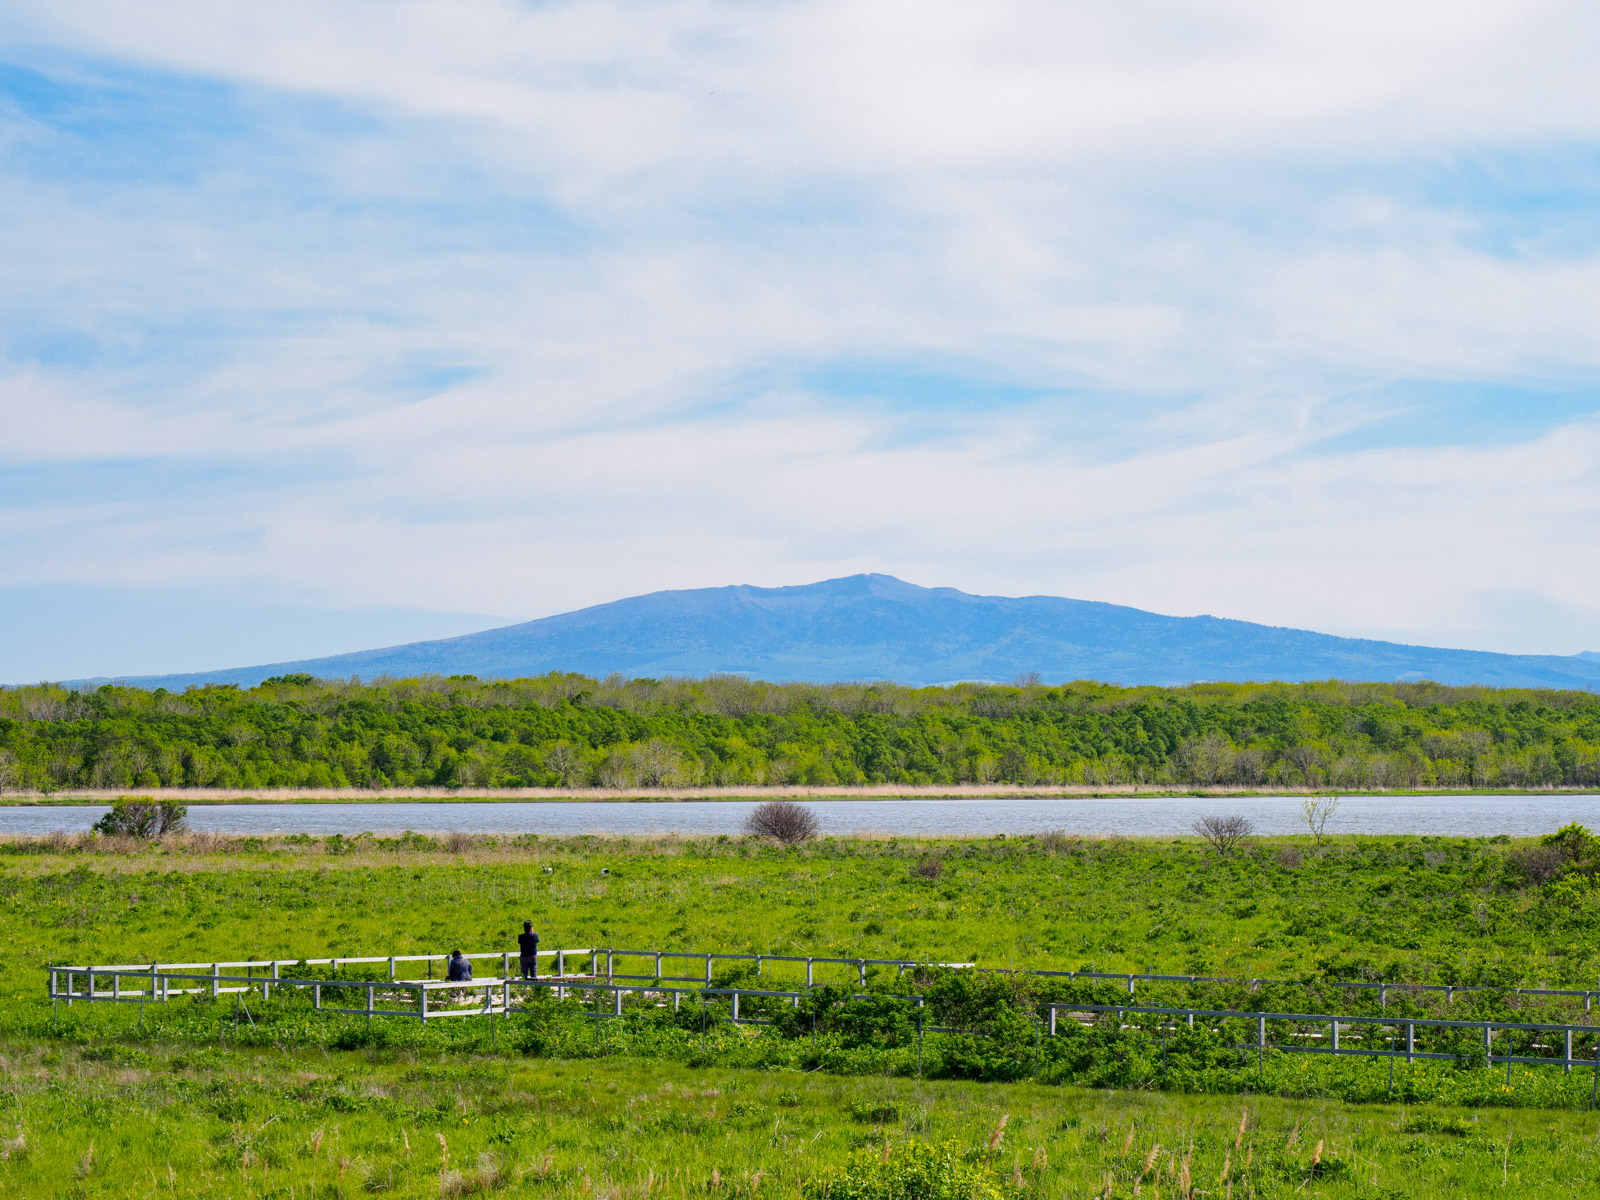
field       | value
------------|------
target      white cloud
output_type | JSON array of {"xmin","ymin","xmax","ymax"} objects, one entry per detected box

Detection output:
[{"xmin": 1, "ymin": 0, "xmax": 1599, "ymax": 666}]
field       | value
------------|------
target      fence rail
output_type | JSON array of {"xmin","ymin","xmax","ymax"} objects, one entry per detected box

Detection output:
[
  {"xmin": 48, "ymin": 944, "xmax": 1600, "ymax": 1009},
  {"xmin": 1050, "ymin": 1002, "xmax": 1600, "ymax": 1074},
  {"xmin": 44, "ymin": 958, "xmax": 1600, "ymax": 1083}
]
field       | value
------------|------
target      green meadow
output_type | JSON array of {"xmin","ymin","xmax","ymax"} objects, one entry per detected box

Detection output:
[
  {"xmin": 6, "ymin": 829, "xmax": 1600, "ymax": 1196},
  {"xmin": 7, "ymin": 1043, "xmax": 1600, "ymax": 1199}
]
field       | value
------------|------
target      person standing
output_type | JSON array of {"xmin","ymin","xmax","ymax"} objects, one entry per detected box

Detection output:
[{"xmin": 518, "ymin": 921, "xmax": 540, "ymax": 980}]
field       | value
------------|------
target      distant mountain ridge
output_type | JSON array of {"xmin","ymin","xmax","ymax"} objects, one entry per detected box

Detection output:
[{"xmin": 62, "ymin": 574, "xmax": 1600, "ymax": 691}]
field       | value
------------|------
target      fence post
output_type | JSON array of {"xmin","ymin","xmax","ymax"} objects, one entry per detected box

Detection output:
[
  {"xmin": 1566, "ymin": 1029, "xmax": 1574, "ymax": 1074},
  {"xmin": 366, "ymin": 983, "xmax": 373, "ymax": 1032},
  {"xmin": 1406, "ymin": 1022, "xmax": 1414, "ymax": 1064},
  {"xmin": 314, "ymin": 983, "xmax": 321, "ymax": 1011},
  {"xmin": 1331, "ymin": 1019, "xmax": 1339, "ymax": 1051},
  {"xmin": 916, "ymin": 1004, "xmax": 923, "ymax": 1077},
  {"xmin": 806, "ymin": 959, "xmax": 814, "ymax": 988},
  {"xmin": 1379, "ymin": 983, "xmax": 1387, "ymax": 1008},
  {"xmin": 1049, "ymin": 1006, "xmax": 1056, "ymax": 1037},
  {"xmin": 614, "ymin": 988, "xmax": 622, "ymax": 1017},
  {"xmin": 705, "ymin": 955, "xmax": 712, "ymax": 986},
  {"xmin": 1126, "ymin": 975, "xmax": 1134, "ymax": 996},
  {"xmin": 557, "ymin": 950, "xmax": 565, "ymax": 978},
  {"xmin": 859, "ymin": 960, "xmax": 866, "ymax": 986},
  {"xmin": 419, "ymin": 985, "xmax": 427, "ymax": 1023},
  {"xmin": 608, "ymin": 950, "xmax": 615, "ymax": 983},
  {"xmin": 655, "ymin": 952, "xmax": 662, "ymax": 980},
  {"xmin": 502, "ymin": 952, "xmax": 510, "ymax": 978},
  {"xmin": 388, "ymin": 957, "xmax": 396, "ymax": 982},
  {"xmin": 211, "ymin": 964, "xmax": 220, "ymax": 999},
  {"xmin": 113, "ymin": 971, "xmax": 121, "ymax": 1001}
]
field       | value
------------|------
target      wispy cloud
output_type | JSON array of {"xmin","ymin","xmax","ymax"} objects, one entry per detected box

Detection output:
[{"xmin": 2, "ymin": 0, "xmax": 1599, "ymax": 679}]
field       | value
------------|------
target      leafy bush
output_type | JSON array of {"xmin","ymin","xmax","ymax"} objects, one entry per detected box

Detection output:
[
  {"xmin": 1403, "ymin": 1112, "xmax": 1478, "ymax": 1136},
  {"xmin": 91, "ymin": 796, "xmax": 186, "ymax": 838},
  {"xmin": 803, "ymin": 1140, "xmax": 1014, "ymax": 1200},
  {"xmin": 846, "ymin": 1101, "xmax": 901, "ymax": 1124},
  {"xmin": 1541, "ymin": 823, "xmax": 1594, "ymax": 862}
]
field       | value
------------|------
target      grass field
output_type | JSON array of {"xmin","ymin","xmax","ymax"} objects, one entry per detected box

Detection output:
[
  {"xmin": 5, "ymin": 830, "xmax": 1600, "ymax": 1195},
  {"xmin": 7, "ymin": 1040, "xmax": 1600, "ymax": 1198},
  {"xmin": 5, "ymin": 831, "xmax": 1595, "ymax": 988}
]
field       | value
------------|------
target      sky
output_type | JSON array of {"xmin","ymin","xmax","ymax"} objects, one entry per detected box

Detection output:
[{"xmin": 3, "ymin": 0, "xmax": 1600, "ymax": 681}]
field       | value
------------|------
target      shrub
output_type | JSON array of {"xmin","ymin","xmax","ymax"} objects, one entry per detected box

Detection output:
[
  {"xmin": 910, "ymin": 855, "xmax": 943, "ymax": 880},
  {"xmin": 92, "ymin": 796, "xmax": 187, "ymax": 838},
  {"xmin": 1541, "ymin": 823, "xmax": 1593, "ymax": 862},
  {"xmin": 803, "ymin": 1140, "xmax": 1011, "ymax": 1200},
  {"xmin": 1506, "ymin": 843, "xmax": 1566, "ymax": 885},
  {"xmin": 846, "ymin": 1102, "xmax": 901, "ymax": 1124},
  {"xmin": 744, "ymin": 801, "xmax": 820, "ymax": 845},
  {"xmin": 1192, "ymin": 814, "xmax": 1253, "ymax": 856}
]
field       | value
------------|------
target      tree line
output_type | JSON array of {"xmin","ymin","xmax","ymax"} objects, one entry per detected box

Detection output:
[{"xmin": 1, "ymin": 672, "xmax": 1598, "ymax": 791}]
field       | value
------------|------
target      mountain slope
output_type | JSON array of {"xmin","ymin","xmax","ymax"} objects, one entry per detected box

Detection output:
[{"xmin": 67, "ymin": 575, "xmax": 1600, "ymax": 691}]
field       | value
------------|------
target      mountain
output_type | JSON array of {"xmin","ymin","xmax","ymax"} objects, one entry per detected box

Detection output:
[{"xmin": 61, "ymin": 575, "xmax": 1600, "ymax": 692}]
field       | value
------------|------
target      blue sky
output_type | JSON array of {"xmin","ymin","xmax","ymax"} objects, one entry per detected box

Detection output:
[{"xmin": 3, "ymin": 0, "xmax": 1600, "ymax": 681}]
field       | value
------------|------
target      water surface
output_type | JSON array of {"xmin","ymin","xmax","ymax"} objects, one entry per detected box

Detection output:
[{"xmin": 2, "ymin": 795, "xmax": 1596, "ymax": 838}]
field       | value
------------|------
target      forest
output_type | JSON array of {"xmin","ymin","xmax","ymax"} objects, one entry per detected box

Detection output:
[{"xmin": 1, "ymin": 672, "xmax": 1599, "ymax": 791}]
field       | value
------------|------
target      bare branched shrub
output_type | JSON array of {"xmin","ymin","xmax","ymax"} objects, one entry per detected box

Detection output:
[
  {"xmin": 743, "ymin": 801, "xmax": 820, "ymax": 846},
  {"xmin": 444, "ymin": 832, "xmax": 472, "ymax": 855},
  {"xmin": 910, "ymin": 855, "xmax": 943, "ymax": 880},
  {"xmin": 1508, "ymin": 843, "xmax": 1566, "ymax": 885},
  {"xmin": 1275, "ymin": 845, "xmax": 1303, "ymax": 869},
  {"xmin": 1192, "ymin": 814, "xmax": 1254, "ymax": 856}
]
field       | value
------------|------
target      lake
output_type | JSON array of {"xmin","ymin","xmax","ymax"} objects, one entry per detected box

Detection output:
[{"xmin": 2, "ymin": 795, "xmax": 1597, "ymax": 838}]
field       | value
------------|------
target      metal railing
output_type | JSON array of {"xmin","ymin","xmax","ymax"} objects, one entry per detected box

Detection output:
[
  {"xmin": 1049, "ymin": 1001, "xmax": 1600, "ymax": 1075},
  {"xmin": 44, "ymin": 960, "xmax": 1600, "ymax": 1088},
  {"xmin": 47, "ymin": 943, "xmax": 1599, "ymax": 1009}
]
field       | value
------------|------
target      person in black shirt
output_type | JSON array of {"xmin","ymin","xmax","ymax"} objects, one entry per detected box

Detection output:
[
  {"xmin": 517, "ymin": 922, "xmax": 540, "ymax": 980},
  {"xmin": 446, "ymin": 950, "xmax": 472, "ymax": 982}
]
